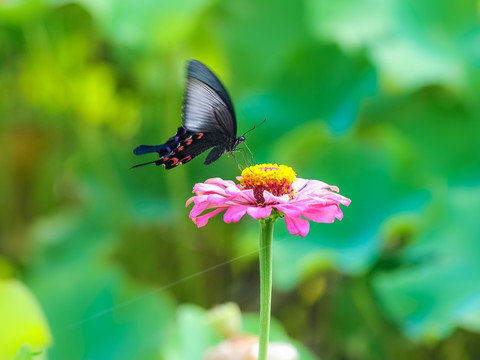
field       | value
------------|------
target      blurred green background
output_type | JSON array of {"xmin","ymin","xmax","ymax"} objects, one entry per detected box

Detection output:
[{"xmin": 1, "ymin": 0, "xmax": 480, "ymax": 359}]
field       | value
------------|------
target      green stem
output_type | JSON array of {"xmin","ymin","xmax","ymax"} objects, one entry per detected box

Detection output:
[{"xmin": 258, "ymin": 213, "xmax": 278, "ymax": 360}]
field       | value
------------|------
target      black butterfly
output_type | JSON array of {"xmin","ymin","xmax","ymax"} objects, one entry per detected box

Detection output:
[{"xmin": 133, "ymin": 60, "xmax": 246, "ymax": 169}]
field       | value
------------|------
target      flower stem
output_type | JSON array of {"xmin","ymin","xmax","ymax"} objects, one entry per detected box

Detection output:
[{"xmin": 258, "ymin": 213, "xmax": 278, "ymax": 360}]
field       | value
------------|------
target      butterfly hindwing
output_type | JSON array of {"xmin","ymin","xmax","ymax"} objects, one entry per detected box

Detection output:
[
  {"xmin": 158, "ymin": 131, "xmax": 221, "ymax": 169},
  {"xmin": 133, "ymin": 127, "xmax": 187, "ymax": 157}
]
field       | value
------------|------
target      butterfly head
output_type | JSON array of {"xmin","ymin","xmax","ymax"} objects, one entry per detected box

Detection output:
[{"xmin": 234, "ymin": 135, "xmax": 245, "ymax": 149}]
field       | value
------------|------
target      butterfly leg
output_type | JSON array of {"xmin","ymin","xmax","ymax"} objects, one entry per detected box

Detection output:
[
  {"xmin": 230, "ymin": 152, "xmax": 245, "ymax": 171},
  {"xmin": 243, "ymin": 142, "xmax": 254, "ymax": 165},
  {"xmin": 232, "ymin": 147, "xmax": 253, "ymax": 169},
  {"xmin": 235, "ymin": 147, "xmax": 252, "ymax": 166},
  {"xmin": 239, "ymin": 148, "xmax": 250, "ymax": 166}
]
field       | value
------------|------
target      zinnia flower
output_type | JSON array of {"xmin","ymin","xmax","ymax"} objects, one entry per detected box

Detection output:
[
  {"xmin": 186, "ymin": 163, "xmax": 350, "ymax": 237},
  {"xmin": 187, "ymin": 163, "xmax": 350, "ymax": 360}
]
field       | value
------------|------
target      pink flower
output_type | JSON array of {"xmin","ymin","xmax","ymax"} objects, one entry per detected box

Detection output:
[{"xmin": 186, "ymin": 164, "xmax": 351, "ymax": 237}]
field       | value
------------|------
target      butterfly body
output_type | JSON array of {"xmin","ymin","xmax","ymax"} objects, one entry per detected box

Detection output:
[{"xmin": 133, "ymin": 60, "xmax": 244, "ymax": 169}]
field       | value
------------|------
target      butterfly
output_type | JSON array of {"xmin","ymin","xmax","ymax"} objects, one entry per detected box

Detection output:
[{"xmin": 133, "ymin": 59, "xmax": 247, "ymax": 169}]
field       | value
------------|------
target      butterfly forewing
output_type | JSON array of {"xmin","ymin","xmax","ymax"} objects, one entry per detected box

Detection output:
[
  {"xmin": 182, "ymin": 78, "xmax": 233, "ymax": 138},
  {"xmin": 186, "ymin": 60, "xmax": 236, "ymax": 119}
]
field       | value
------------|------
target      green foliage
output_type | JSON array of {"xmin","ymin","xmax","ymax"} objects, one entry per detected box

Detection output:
[
  {"xmin": 374, "ymin": 187, "xmax": 480, "ymax": 339},
  {"xmin": 0, "ymin": 280, "xmax": 51, "ymax": 359},
  {"xmin": 14, "ymin": 345, "xmax": 41, "ymax": 360},
  {"xmin": 1, "ymin": 0, "xmax": 480, "ymax": 359}
]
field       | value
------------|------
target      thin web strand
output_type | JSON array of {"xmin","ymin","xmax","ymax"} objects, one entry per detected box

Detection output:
[{"xmin": 61, "ymin": 236, "xmax": 288, "ymax": 335}]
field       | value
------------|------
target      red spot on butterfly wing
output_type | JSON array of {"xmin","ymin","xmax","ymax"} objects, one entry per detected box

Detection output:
[
  {"xmin": 177, "ymin": 145, "xmax": 184, "ymax": 152},
  {"xmin": 184, "ymin": 135, "xmax": 193, "ymax": 146},
  {"xmin": 161, "ymin": 156, "xmax": 180, "ymax": 169},
  {"xmin": 180, "ymin": 155, "xmax": 192, "ymax": 164},
  {"xmin": 196, "ymin": 133, "xmax": 204, "ymax": 139}
]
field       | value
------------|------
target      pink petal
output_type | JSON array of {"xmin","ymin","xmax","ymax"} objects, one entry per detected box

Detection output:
[
  {"xmin": 225, "ymin": 185, "xmax": 242, "ymax": 195},
  {"xmin": 334, "ymin": 207, "xmax": 344, "ymax": 221},
  {"xmin": 246, "ymin": 206, "xmax": 272, "ymax": 220},
  {"xmin": 291, "ymin": 178, "xmax": 309, "ymax": 192},
  {"xmin": 192, "ymin": 195, "xmax": 209, "ymax": 205},
  {"xmin": 224, "ymin": 205, "xmax": 249, "ymax": 223},
  {"xmin": 298, "ymin": 179, "xmax": 334, "ymax": 195},
  {"xmin": 206, "ymin": 194, "xmax": 230, "ymax": 205},
  {"xmin": 230, "ymin": 188, "xmax": 257, "ymax": 204},
  {"xmin": 302, "ymin": 204, "xmax": 340, "ymax": 223},
  {"xmin": 274, "ymin": 203, "xmax": 307, "ymax": 217},
  {"xmin": 284, "ymin": 215, "xmax": 310, "ymax": 237},
  {"xmin": 263, "ymin": 191, "xmax": 290, "ymax": 204},
  {"xmin": 193, "ymin": 182, "xmax": 227, "ymax": 195},
  {"xmin": 312, "ymin": 193, "xmax": 351, "ymax": 208},
  {"xmin": 301, "ymin": 195, "xmax": 328, "ymax": 205},
  {"xmin": 205, "ymin": 177, "xmax": 236, "ymax": 188},
  {"xmin": 189, "ymin": 201, "xmax": 211, "ymax": 217},
  {"xmin": 185, "ymin": 196, "xmax": 196, "ymax": 207},
  {"xmin": 192, "ymin": 208, "xmax": 224, "ymax": 227},
  {"xmin": 337, "ymin": 195, "xmax": 351, "ymax": 207}
]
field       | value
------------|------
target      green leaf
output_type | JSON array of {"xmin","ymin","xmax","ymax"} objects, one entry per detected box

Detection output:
[
  {"xmin": 306, "ymin": 0, "xmax": 480, "ymax": 90},
  {"xmin": 374, "ymin": 186, "xmax": 480, "ymax": 340},
  {"xmin": 14, "ymin": 345, "xmax": 35, "ymax": 360},
  {"xmin": 161, "ymin": 304, "xmax": 221, "ymax": 360},
  {"xmin": 75, "ymin": 0, "xmax": 214, "ymax": 52},
  {"xmin": 0, "ymin": 280, "xmax": 51, "ymax": 359}
]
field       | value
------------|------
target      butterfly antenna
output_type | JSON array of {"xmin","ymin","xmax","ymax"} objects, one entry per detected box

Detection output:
[{"xmin": 242, "ymin": 118, "xmax": 266, "ymax": 137}]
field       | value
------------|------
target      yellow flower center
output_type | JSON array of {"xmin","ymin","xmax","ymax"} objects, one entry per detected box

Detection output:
[{"xmin": 239, "ymin": 163, "xmax": 297, "ymax": 204}]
